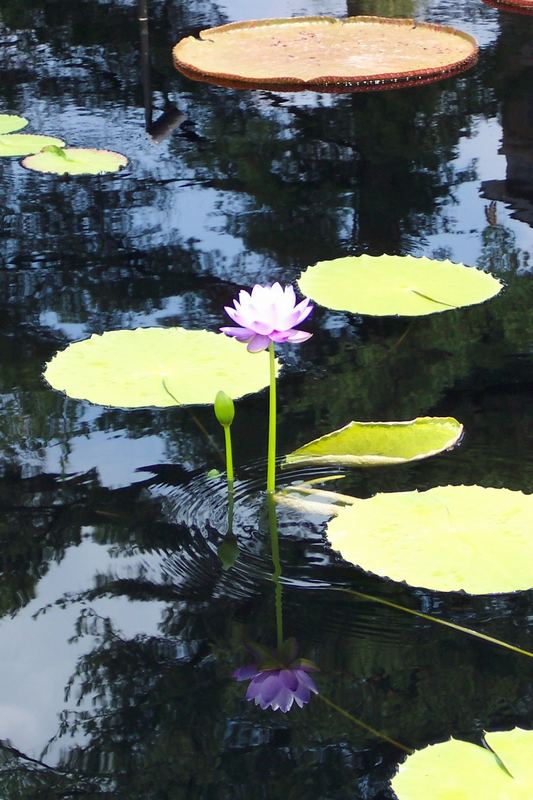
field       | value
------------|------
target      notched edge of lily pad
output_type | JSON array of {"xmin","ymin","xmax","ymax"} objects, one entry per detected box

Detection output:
[
  {"xmin": 173, "ymin": 16, "xmax": 479, "ymax": 91},
  {"xmin": 297, "ymin": 254, "xmax": 505, "ymax": 317},
  {"xmin": 42, "ymin": 327, "xmax": 281, "ymax": 411},
  {"xmin": 283, "ymin": 416, "xmax": 464, "ymax": 467}
]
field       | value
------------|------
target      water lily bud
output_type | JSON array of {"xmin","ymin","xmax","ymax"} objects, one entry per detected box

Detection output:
[{"xmin": 214, "ymin": 390, "xmax": 235, "ymax": 427}]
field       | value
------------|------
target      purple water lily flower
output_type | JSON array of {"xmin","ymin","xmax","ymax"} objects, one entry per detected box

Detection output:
[
  {"xmin": 221, "ymin": 282, "xmax": 313, "ymax": 353},
  {"xmin": 233, "ymin": 639, "xmax": 319, "ymax": 713}
]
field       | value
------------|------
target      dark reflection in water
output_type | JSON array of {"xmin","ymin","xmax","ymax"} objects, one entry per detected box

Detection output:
[{"xmin": 0, "ymin": 0, "xmax": 533, "ymax": 797}]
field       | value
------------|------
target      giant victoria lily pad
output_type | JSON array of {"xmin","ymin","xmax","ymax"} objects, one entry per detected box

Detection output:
[
  {"xmin": 391, "ymin": 729, "xmax": 533, "ymax": 800},
  {"xmin": 326, "ymin": 485, "xmax": 533, "ymax": 594},
  {"xmin": 173, "ymin": 16, "xmax": 479, "ymax": 91},
  {"xmin": 284, "ymin": 417, "xmax": 463, "ymax": 467},
  {"xmin": 43, "ymin": 327, "xmax": 279, "ymax": 408},
  {"xmin": 482, "ymin": 0, "xmax": 533, "ymax": 14},
  {"xmin": 298, "ymin": 255, "xmax": 503, "ymax": 316}
]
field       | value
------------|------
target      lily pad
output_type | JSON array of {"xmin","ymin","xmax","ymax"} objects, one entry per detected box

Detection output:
[
  {"xmin": 21, "ymin": 146, "xmax": 128, "ymax": 175},
  {"xmin": 43, "ymin": 327, "xmax": 279, "ymax": 408},
  {"xmin": 0, "ymin": 114, "xmax": 29, "ymax": 134},
  {"xmin": 482, "ymin": 0, "xmax": 533, "ymax": 14},
  {"xmin": 0, "ymin": 134, "xmax": 65, "ymax": 158},
  {"xmin": 173, "ymin": 16, "xmax": 478, "ymax": 91},
  {"xmin": 391, "ymin": 729, "xmax": 533, "ymax": 800},
  {"xmin": 326, "ymin": 485, "xmax": 533, "ymax": 594},
  {"xmin": 284, "ymin": 417, "xmax": 463, "ymax": 467},
  {"xmin": 298, "ymin": 255, "xmax": 503, "ymax": 316}
]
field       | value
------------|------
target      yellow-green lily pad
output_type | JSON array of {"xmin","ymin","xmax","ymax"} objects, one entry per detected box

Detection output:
[
  {"xmin": 0, "ymin": 114, "xmax": 29, "ymax": 134},
  {"xmin": 298, "ymin": 255, "xmax": 503, "ymax": 316},
  {"xmin": 0, "ymin": 133, "xmax": 65, "ymax": 157},
  {"xmin": 43, "ymin": 327, "xmax": 279, "ymax": 408},
  {"xmin": 391, "ymin": 729, "xmax": 533, "ymax": 800},
  {"xmin": 284, "ymin": 416, "xmax": 463, "ymax": 467},
  {"xmin": 326, "ymin": 485, "xmax": 533, "ymax": 594},
  {"xmin": 22, "ymin": 146, "xmax": 128, "ymax": 175}
]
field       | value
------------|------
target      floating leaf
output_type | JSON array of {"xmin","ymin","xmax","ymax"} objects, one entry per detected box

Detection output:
[
  {"xmin": 326, "ymin": 485, "xmax": 533, "ymax": 594},
  {"xmin": 0, "ymin": 133, "xmax": 65, "ymax": 158},
  {"xmin": 298, "ymin": 255, "xmax": 503, "ymax": 316},
  {"xmin": 21, "ymin": 146, "xmax": 128, "ymax": 175},
  {"xmin": 284, "ymin": 417, "xmax": 463, "ymax": 467},
  {"xmin": 43, "ymin": 327, "xmax": 279, "ymax": 408},
  {"xmin": 0, "ymin": 114, "xmax": 29, "ymax": 134},
  {"xmin": 173, "ymin": 17, "xmax": 478, "ymax": 91},
  {"xmin": 391, "ymin": 729, "xmax": 533, "ymax": 800},
  {"xmin": 482, "ymin": 0, "xmax": 533, "ymax": 15}
]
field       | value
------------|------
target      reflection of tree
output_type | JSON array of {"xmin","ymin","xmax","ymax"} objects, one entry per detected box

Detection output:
[{"xmin": 481, "ymin": 14, "xmax": 533, "ymax": 225}]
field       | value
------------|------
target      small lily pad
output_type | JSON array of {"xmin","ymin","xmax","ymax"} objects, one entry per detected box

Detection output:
[
  {"xmin": 326, "ymin": 485, "xmax": 533, "ymax": 594},
  {"xmin": 43, "ymin": 327, "xmax": 279, "ymax": 408},
  {"xmin": 0, "ymin": 114, "xmax": 29, "ymax": 134},
  {"xmin": 22, "ymin": 146, "xmax": 128, "ymax": 175},
  {"xmin": 391, "ymin": 729, "xmax": 533, "ymax": 800},
  {"xmin": 284, "ymin": 417, "xmax": 463, "ymax": 467},
  {"xmin": 298, "ymin": 255, "xmax": 503, "ymax": 316},
  {"xmin": 0, "ymin": 133, "xmax": 65, "ymax": 158}
]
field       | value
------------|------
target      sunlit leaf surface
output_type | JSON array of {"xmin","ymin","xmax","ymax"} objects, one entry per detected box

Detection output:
[
  {"xmin": 285, "ymin": 416, "xmax": 463, "ymax": 467},
  {"xmin": 0, "ymin": 133, "xmax": 65, "ymax": 157},
  {"xmin": 0, "ymin": 114, "xmax": 29, "ymax": 134},
  {"xmin": 173, "ymin": 16, "xmax": 478, "ymax": 90},
  {"xmin": 44, "ymin": 327, "xmax": 278, "ymax": 408},
  {"xmin": 21, "ymin": 146, "xmax": 128, "ymax": 175},
  {"xmin": 326, "ymin": 485, "xmax": 533, "ymax": 593},
  {"xmin": 391, "ymin": 729, "xmax": 533, "ymax": 799},
  {"xmin": 298, "ymin": 255, "xmax": 503, "ymax": 316}
]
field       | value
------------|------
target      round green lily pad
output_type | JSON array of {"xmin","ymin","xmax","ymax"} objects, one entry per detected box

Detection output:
[
  {"xmin": 0, "ymin": 114, "xmax": 29, "ymax": 134},
  {"xmin": 326, "ymin": 485, "xmax": 533, "ymax": 594},
  {"xmin": 0, "ymin": 134, "xmax": 65, "ymax": 158},
  {"xmin": 298, "ymin": 255, "xmax": 503, "ymax": 316},
  {"xmin": 284, "ymin": 416, "xmax": 463, "ymax": 467},
  {"xmin": 21, "ymin": 146, "xmax": 128, "ymax": 175},
  {"xmin": 43, "ymin": 327, "xmax": 279, "ymax": 408},
  {"xmin": 391, "ymin": 729, "xmax": 533, "ymax": 800}
]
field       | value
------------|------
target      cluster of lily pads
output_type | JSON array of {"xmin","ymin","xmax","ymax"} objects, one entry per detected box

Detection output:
[
  {"xmin": 42, "ymin": 251, "xmax": 533, "ymax": 797},
  {"xmin": 0, "ymin": 113, "xmax": 127, "ymax": 175}
]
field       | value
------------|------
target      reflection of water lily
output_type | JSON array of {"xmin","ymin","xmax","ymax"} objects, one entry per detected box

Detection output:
[
  {"xmin": 221, "ymin": 283, "xmax": 313, "ymax": 353},
  {"xmin": 233, "ymin": 639, "xmax": 319, "ymax": 712}
]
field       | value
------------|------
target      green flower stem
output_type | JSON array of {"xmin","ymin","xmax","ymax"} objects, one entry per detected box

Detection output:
[
  {"xmin": 268, "ymin": 495, "xmax": 283, "ymax": 648},
  {"xmin": 318, "ymin": 695, "xmax": 412, "ymax": 754},
  {"xmin": 223, "ymin": 425, "xmax": 234, "ymax": 485},
  {"xmin": 267, "ymin": 341, "xmax": 277, "ymax": 495}
]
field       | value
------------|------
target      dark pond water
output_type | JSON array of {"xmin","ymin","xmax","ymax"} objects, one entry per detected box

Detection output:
[{"xmin": 0, "ymin": 0, "xmax": 532, "ymax": 797}]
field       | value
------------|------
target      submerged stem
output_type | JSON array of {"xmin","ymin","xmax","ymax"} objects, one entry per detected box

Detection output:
[
  {"xmin": 338, "ymin": 588, "xmax": 533, "ymax": 659},
  {"xmin": 268, "ymin": 495, "xmax": 284, "ymax": 648},
  {"xmin": 267, "ymin": 342, "xmax": 277, "ymax": 495},
  {"xmin": 319, "ymin": 695, "xmax": 413, "ymax": 754}
]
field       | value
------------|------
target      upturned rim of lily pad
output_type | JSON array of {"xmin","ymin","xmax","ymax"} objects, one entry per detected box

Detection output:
[
  {"xmin": 173, "ymin": 16, "xmax": 479, "ymax": 92},
  {"xmin": 284, "ymin": 417, "xmax": 464, "ymax": 467},
  {"xmin": 481, "ymin": 0, "xmax": 533, "ymax": 13},
  {"xmin": 21, "ymin": 146, "xmax": 128, "ymax": 176}
]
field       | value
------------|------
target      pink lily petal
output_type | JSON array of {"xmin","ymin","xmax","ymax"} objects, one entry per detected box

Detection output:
[
  {"xmin": 247, "ymin": 334, "xmax": 270, "ymax": 353},
  {"xmin": 220, "ymin": 326, "xmax": 253, "ymax": 343},
  {"xmin": 285, "ymin": 330, "xmax": 312, "ymax": 344}
]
